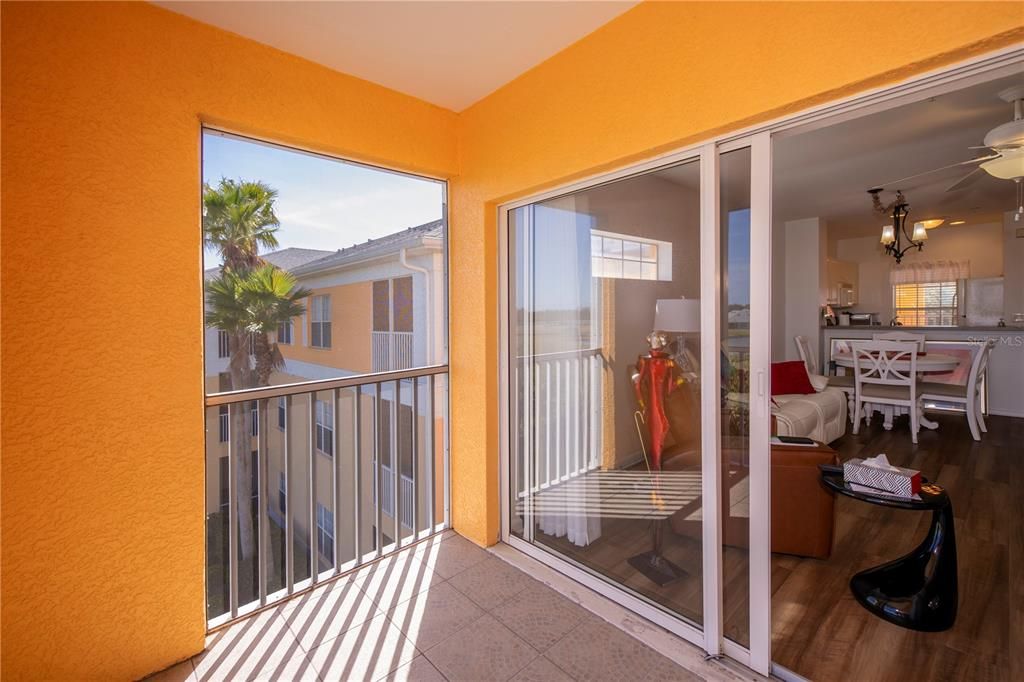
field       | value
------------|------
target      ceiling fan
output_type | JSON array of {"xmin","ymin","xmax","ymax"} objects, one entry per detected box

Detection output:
[{"xmin": 867, "ymin": 85, "xmax": 1024, "ymax": 195}]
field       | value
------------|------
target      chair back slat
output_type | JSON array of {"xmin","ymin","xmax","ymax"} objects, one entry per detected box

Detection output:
[
  {"xmin": 967, "ymin": 338, "xmax": 997, "ymax": 397},
  {"xmin": 872, "ymin": 331, "xmax": 926, "ymax": 352},
  {"xmin": 794, "ymin": 335, "xmax": 817, "ymax": 375},
  {"xmin": 851, "ymin": 340, "xmax": 917, "ymax": 387}
]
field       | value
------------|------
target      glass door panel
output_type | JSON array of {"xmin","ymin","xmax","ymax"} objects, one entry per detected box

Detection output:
[
  {"xmin": 719, "ymin": 147, "xmax": 752, "ymax": 647},
  {"xmin": 509, "ymin": 159, "xmax": 707, "ymax": 627}
]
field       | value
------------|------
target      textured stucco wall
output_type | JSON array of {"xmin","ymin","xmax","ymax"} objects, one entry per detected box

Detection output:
[
  {"xmin": 448, "ymin": 1, "xmax": 1023, "ymax": 547},
  {"xmin": 0, "ymin": 2, "xmax": 456, "ymax": 679}
]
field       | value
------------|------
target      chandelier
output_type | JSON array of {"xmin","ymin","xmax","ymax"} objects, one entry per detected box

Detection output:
[{"xmin": 869, "ymin": 189, "xmax": 941, "ymax": 264}]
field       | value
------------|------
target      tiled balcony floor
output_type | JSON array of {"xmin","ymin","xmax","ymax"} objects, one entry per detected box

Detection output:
[{"xmin": 150, "ymin": 531, "xmax": 729, "ymax": 681}]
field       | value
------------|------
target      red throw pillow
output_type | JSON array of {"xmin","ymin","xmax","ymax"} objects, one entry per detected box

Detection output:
[{"xmin": 771, "ymin": 361, "xmax": 816, "ymax": 396}]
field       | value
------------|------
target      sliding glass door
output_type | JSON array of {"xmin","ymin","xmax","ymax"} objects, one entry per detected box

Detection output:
[{"xmin": 501, "ymin": 137, "xmax": 772, "ymax": 672}]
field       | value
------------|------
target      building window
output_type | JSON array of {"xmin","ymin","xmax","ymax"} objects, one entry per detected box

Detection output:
[
  {"xmin": 372, "ymin": 277, "xmax": 415, "ymax": 371},
  {"xmin": 219, "ymin": 457, "xmax": 229, "ymax": 513},
  {"xmin": 278, "ymin": 472, "xmax": 286, "ymax": 515},
  {"xmin": 277, "ymin": 397, "xmax": 286, "ymax": 430},
  {"xmin": 310, "ymin": 295, "xmax": 332, "ymax": 348},
  {"xmin": 316, "ymin": 503, "xmax": 334, "ymax": 564},
  {"xmin": 250, "ymin": 401, "xmax": 259, "ymax": 437},
  {"xmin": 893, "ymin": 281, "xmax": 958, "ymax": 327},
  {"xmin": 277, "ymin": 319, "xmax": 292, "ymax": 345},
  {"xmin": 248, "ymin": 333, "xmax": 256, "ymax": 356},
  {"xmin": 590, "ymin": 230, "xmax": 671, "ymax": 281},
  {"xmin": 315, "ymin": 399, "xmax": 334, "ymax": 457},
  {"xmin": 217, "ymin": 330, "xmax": 230, "ymax": 358},
  {"xmin": 218, "ymin": 451, "xmax": 258, "ymax": 511},
  {"xmin": 218, "ymin": 405, "xmax": 229, "ymax": 443}
]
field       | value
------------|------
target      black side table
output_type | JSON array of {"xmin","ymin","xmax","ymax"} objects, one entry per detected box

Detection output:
[{"xmin": 820, "ymin": 471, "xmax": 958, "ymax": 632}]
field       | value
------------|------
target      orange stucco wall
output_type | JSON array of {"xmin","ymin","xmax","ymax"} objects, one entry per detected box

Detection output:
[
  {"xmin": 280, "ymin": 281, "xmax": 375, "ymax": 374},
  {"xmin": 2, "ymin": 0, "xmax": 1022, "ymax": 679},
  {"xmin": 448, "ymin": 1, "xmax": 1023, "ymax": 547},
  {"xmin": 0, "ymin": 2, "xmax": 456, "ymax": 679}
]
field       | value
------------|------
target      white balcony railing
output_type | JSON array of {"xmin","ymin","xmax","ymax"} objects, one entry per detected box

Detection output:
[
  {"xmin": 373, "ymin": 463, "xmax": 415, "ymax": 530},
  {"xmin": 372, "ymin": 331, "xmax": 414, "ymax": 372}
]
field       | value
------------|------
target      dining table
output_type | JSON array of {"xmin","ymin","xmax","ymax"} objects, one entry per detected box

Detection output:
[{"xmin": 832, "ymin": 350, "xmax": 962, "ymax": 431}]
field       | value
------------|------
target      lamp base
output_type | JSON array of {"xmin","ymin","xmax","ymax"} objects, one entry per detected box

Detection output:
[{"xmin": 627, "ymin": 550, "xmax": 686, "ymax": 587}]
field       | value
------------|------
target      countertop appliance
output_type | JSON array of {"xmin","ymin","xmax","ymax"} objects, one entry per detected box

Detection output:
[{"xmin": 848, "ymin": 312, "xmax": 879, "ymax": 326}]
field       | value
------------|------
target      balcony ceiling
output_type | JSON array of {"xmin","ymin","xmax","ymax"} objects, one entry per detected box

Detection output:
[{"xmin": 155, "ymin": 1, "xmax": 638, "ymax": 111}]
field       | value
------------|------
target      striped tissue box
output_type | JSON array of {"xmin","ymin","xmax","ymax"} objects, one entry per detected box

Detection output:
[{"xmin": 843, "ymin": 458, "xmax": 922, "ymax": 497}]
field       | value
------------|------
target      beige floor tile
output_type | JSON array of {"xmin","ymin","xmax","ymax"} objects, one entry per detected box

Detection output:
[
  {"xmin": 643, "ymin": 653, "xmax": 705, "ymax": 681},
  {"xmin": 447, "ymin": 556, "xmax": 534, "ymax": 610},
  {"xmin": 424, "ymin": 614, "xmax": 538, "ymax": 682},
  {"xmin": 378, "ymin": 655, "xmax": 447, "ymax": 682},
  {"xmin": 193, "ymin": 608, "xmax": 318, "ymax": 682},
  {"xmin": 385, "ymin": 581, "xmax": 485, "ymax": 651},
  {"xmin": 282, "ymin": 576, "xmax": 383, "ymax": 652},
  {"xmin": 491, "ymin": 581, "xmax": 591, "ymax": 651},
  {"xmin": 510, "ymin": 656, "xmax": 576, "ymax": 682},
  {"xmin": 544, "ymin": 618, "xmax": 671, "ymax": 681},
  {"xmin": 412, "ymin": 533, "xmax": 491, "ymax": 579},
  {"xmin": 354, "ymin": 550, "xmax": 445, "ymax": 612},
  {"xmin": 143, "ymin": 659, "xmax": 196, "ymax": 682},
  {"xmin": 307, "ymin": 612, "xmax": 418, "ymax": 681}
]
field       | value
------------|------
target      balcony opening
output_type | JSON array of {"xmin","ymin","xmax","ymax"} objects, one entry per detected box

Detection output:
[{"xmin": 201, "ymin": 129, "xmax": 449, "ymax": 627}]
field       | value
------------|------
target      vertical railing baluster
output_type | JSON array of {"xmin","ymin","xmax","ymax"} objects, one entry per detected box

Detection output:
[
  {"xmin": 443, "ymin": 374, "xmax": 450, "ymax": 527},
  {"xmin": 353, "ymin": 388, "xmax": 362, "ymax": 564},
  {"xmin": 545, "ymin": 361, "xmax": 552, "ymax": 490},
  {"xmin": 332, "ymin": 389, "xmax": 341, "ymax": 575},
  {"xmin": 392, "ymin": 380, "xmax": 400, "ymax": 547},
  {"xmin": 374, "ymin": 383, "xmax": 383, "ymax": 558},
  {"xmin": 285, "ymin": 395, "xmax": 294, "ymax": 594},
  {"xmin": 228, "ymin": 403, "xmax": 239, "ymax": 619},
  {"xmin": 555, "ymin": 360, "xmax": 562, "ymax": 483},
  {"xmin": 428, "ymin": 374, "xmax": 436, "ymax": 533},
  {"xmin": 309, "ymin": 392, "xmax": 317, "ymax": 585},
  {"xmin": 411, "ymin": 377, "xmax": 419, "ymax": 540},
  {"xmin": 258, "ymin": 398, "xmax": 268, "ymax": 606}
]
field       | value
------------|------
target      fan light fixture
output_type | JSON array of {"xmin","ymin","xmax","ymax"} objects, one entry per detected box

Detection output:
[
  {"xmin": 870, "ymin": 189, "xmax": 925, "ymax": 264},
  {"xmin": 916, "ymin": 218, "xmax": 945, "ymax": 231},
  {"xmin": 980, "ymin": 148, "xmax": 1024, "ymax": 180}
]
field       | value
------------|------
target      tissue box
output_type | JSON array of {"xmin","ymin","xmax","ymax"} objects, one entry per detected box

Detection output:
[{"xmin": 843, "ymin": 458, "xmax": 922, "ymax": 496}]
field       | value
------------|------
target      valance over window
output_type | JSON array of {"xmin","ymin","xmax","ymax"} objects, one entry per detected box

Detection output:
[{"xmin": 889, "ymin": 259, "xmax": 970, "ymax": 285}]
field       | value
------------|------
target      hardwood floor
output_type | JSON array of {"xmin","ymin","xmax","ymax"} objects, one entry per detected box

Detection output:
[
  {"xmin": 529, "ymin": 412, "xmax": 1022, "ymax": 680},
  {"xmin": 772, "ymin": 412, "xmax": 1023, "ymax": 681}
]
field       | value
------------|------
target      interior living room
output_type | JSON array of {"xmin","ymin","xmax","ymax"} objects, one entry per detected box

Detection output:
[{"xmin": 768, "ymin": 73, "xmax": 1024, "ymax": 680}]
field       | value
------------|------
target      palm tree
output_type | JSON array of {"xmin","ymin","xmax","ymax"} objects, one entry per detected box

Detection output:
[
  {"xmin": 203, "ymin": 179, "xmax": 281, "ymax": 272},
  {"xmin": 206, "ymin": 266, "xmax": 311, "ymax": 562}
]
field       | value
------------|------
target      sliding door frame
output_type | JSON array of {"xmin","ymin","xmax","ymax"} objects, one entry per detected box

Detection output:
[{"xmin": 497, "ymin": 43, "xmax": 1023, "ymax": 678}]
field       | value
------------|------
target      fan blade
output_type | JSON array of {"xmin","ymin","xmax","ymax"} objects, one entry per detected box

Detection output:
[
  {"xmin": 868, "ymin": 155, "xmax": 999, "ymax": 191},
  {"xmin": 945, "ymin": 167, "xmax": 985, "ymax": 192},
  {"xmin": 969, "ymin": 144, "xmax": 1022, "ymax": 151}
]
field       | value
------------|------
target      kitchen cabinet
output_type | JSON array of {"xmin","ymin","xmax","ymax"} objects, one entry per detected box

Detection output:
[{"xmin": 825, "ymin": 258, "xmax": 858, "ymax": 307}]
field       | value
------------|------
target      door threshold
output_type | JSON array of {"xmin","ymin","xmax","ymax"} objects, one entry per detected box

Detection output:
[{"xmin": 488, "ymin": 541, "xmax": 767, "ymax": 682}]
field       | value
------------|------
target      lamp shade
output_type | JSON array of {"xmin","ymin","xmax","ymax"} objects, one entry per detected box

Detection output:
[
  {"xmin": 654, "ymin": 298, "xmax": 701, "ymax": 333},
  {"xmin": 911, "ymin": 222, "xmax": 929, "ymax": 241},
  {"xmin": 880, "ymin": 224, "xmax": 896, "ymax": 245}
]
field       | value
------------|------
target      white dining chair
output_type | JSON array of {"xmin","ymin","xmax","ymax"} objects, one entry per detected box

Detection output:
[
  {"xmin": 795, "ymin": 334, "xmax": 855, "ymax": 422},
  {"xmin": 919, "ymin": 339, "xmax": 996, "ymax": 441},
  {"xmin": 851, "ymin": 340, "xmax": 922, "ymax": 443},
  {"xmin": 873, "ymin": 330, "xmax": 926, "ymax": 351}
]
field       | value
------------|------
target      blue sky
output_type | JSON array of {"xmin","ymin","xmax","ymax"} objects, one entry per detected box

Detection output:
[{"xmin": 202, "ymin": 132, "xmax": 443, "ymax": 267}]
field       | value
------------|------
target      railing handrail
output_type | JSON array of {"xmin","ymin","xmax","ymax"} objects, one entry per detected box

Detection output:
[
  {"xmin": 205, "ymin": 363, "xmax": 449, "ymax": 406},
  {"xmin": 515, "ymin": 347, "xmax": 604, "ymax": 362}
]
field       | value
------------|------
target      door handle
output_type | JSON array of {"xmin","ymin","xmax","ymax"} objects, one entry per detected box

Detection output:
[{"xmin": 757, "ymin": 370, "xmax": 765, "ymax": 398}]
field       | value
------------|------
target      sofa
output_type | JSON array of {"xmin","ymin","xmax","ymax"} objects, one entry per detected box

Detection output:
[{"xmin": 772, "ymin": 385, "xmax": 848, "ymax": 444}]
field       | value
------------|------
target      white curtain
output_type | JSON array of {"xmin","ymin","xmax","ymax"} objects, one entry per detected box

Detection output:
[
  {"xmin": 890, "ymin": 259, "xmax": 970, "ymax": 285},
  {"xmin": 528, "ymin": 197, "xmax": 603, "ymax": 547}
]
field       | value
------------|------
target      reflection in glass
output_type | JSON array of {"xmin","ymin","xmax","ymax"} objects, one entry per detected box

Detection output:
[
  {"xmin": 720, "ymin": 147, "xmax": 752, "ymax": 647},
  {"xmin": 509, "ymin": 159, "xmax": 704, "ymax": 626}
]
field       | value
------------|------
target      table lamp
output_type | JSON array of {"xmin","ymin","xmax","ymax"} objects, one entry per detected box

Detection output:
[{"xmin": 654, "ymin": 298, "xmax": 701, "ymax": 375}]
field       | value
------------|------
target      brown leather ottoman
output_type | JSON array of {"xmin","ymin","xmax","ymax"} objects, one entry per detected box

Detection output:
[{"xmin": 663, "ymin": 441, "xmax": 839, "ymax": 559}]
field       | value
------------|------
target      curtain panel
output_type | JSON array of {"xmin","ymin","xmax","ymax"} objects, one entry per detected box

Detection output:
[{"xmin": 890, "ymin": 259, "xmax": 970, "ymax": 285}]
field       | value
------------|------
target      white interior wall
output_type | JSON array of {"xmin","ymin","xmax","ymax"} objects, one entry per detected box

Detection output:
[{"xmin": 782, "ymin": 217, "xmax": 825, "ymax": 363}]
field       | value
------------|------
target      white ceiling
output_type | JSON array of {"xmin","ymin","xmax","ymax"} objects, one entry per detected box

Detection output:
[
  {"xmin": 774, "ymin": 73, "xmax": 1023, "ymax": 239},
  {"xmin": 155, "ymin": 1, "xmax": 638, "ymax": 111}
]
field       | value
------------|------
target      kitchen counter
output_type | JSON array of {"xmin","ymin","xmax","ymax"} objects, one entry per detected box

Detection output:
[
  {"xmin": 820, "ymin": 326, "xmax": 1024, "ymax": 418},
  {"xmin": 821, "ymin": 324, "xmax": 1017, "ymax": 332}
]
